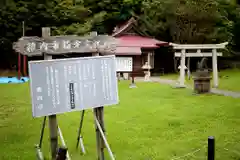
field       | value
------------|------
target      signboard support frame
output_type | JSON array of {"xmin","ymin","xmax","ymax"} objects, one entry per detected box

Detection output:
[
  {"xmin": 93, "ymin": 107, "xmax": 116, "ymax": 160},
  {"xmin": 20, "ymin": 27, "xmax": 118, "ymax": 160},
  {"xmin": 92, "ymin": 52, "xmax": 106, "ymax": 160},
  {"xmin": 92, "ymin": 50, "xmax": 115, "ymax": 160},
  {"xmin": 35, "ymin": 116, "xmax": 71, "ymax": 160}
]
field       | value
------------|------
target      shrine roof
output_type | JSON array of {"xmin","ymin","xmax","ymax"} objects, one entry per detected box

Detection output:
[
  {"xmin": 112, "ymin": 17, "xmax": 168, "ymax": 49},
  {"xmin": 112, "ymin": 17, "xmax": 136, "ymax": 37}
]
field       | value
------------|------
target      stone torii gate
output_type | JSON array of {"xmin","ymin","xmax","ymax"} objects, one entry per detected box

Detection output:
[{"xmin": 170, "ymin": 42, "xmax": 228, "ymax": 88}]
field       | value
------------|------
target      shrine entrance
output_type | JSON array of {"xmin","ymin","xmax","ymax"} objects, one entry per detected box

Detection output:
[{"xmin": 170, "ymin": 42, "xmax": 228, "ymax": 88}]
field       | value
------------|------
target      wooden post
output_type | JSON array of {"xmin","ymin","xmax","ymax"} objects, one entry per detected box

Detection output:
[
  {"xmin": 18, "ymin": 53, "xmax": 21, "ymax": 79},
  {"xmin": 179, "ymin": 49, "xmax": 186, "ymax": 87},
  {"xmin": 212, "ymin": 49, "xmax": 218, "ymax": 88},
  {"xmin": 22, "ymin": 21, "xmax": 27, "ymax": 76},
  {"xmin": 147, "ymin": 53, "xmax": 151, "ymax": 78},
  {"xmin": 94, "ymin": 107, "xmax": 105, "ymax": 160},
  {"xmin": 92, "ymin": 52, "xmax": 105, "ymax": 160},
  {"xmin": 42, "ymin": 27, "xmax": 58, "ymax": 160},
  {"xmin": 99, "ymin": 107, "xmax": 105, "ymax": 159},
  {"xmin": 23, "ymin": 56, "xmax": 27, "ymax": 76}
]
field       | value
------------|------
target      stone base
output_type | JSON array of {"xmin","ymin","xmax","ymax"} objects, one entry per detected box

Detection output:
[
  {"xmin": 192, "ymin": 91, "xmax": 212, "ymax": 96},
  {"xmin": 129, "ymin": 83, "xmax": 137, "ymax": 88},
  {"xmin": 144, "ymin": 79, "xmax": 152, "ymax": 82},
  {"xmin": 172, "ymin": 84, "xmax": 186, "ymax": 88}
]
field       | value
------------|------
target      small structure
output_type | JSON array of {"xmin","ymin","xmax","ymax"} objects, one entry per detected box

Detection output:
[
  {"xmin": 193, "ymin": 58, "xmax": 211, "ymax": 93},
  {"xmin": 142, "ymin": 62, "xmax": 152, "ymax": 81},
  {"xmin": 112, "ymin": 17, "xmax": 168, "ymax": 79},
  {"xmin": 170, "ymin": 42, "xmax": 228, "ymax": 88}
]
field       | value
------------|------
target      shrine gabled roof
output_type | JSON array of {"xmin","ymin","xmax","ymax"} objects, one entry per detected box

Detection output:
[
  {"xmin": 112, "ymin": 17, "xmax": 168, "ymax": 49},
  {"xmin": 112, "ymin": 17, "xmax": 168, "ymax": 55},
  {"xmin": 112, "ymin": 17, "xmax": 137, "ymax": 37}
]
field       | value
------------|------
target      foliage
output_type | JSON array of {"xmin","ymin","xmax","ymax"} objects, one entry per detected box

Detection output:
[
  {"xmin": 137, "ymin": 0, "xmax": 240, "ymax": 56},
  {"xmin": 139, "ymin": 0, "xmax": 234, "ymax": 44},
  {"xmin": 0, "ymin": 0, "xmax": 240, "ymax": 68}
]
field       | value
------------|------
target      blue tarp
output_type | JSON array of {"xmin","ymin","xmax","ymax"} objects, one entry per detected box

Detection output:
[{"xmin": 0, "ymin": 77, "xmax": 29, "ymax": 84}]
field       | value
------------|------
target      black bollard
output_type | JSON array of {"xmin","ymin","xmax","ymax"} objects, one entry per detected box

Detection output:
[
  {"xmin": 208, "ymin": 136, "xmax": 215, "ymax": 160},
  {"xmin": 56, "ymin": 147, "xmax": 67, "ymax": 160}
]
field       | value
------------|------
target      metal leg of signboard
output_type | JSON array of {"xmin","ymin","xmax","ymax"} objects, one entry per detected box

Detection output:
[
  {"xmin": 36, "ymin": 116, "xmax": 46, "ymax": 160},
  {"xmin": 117, "ymin": 72, "xmax": 121, "ymax": 82},
  {"xmin": 93, "ymin": 107, "xmax": 115, "ymax": 160},
  {"xmin": 35, "ymin": 116, "xmax": 70, "ymax": 160},
  {"xmin": 76, "ymin": 110, "xmax": 86, "ymax": 154}
]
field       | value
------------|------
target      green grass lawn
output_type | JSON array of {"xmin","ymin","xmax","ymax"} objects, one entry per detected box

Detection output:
[
  {"xmin": 161, "ymin": 69, "xmax": 240, "ymax": 92},
  {"xmin": 1, "ymin": 82, "xmax": 240, "ymax": 160}
]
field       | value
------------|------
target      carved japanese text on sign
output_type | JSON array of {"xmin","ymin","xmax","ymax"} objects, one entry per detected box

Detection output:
[
  {"xmin": 13, "ymin": 35, "xmax": 118, "ymax": 56},
  {"xmin": 29, "ymin": 55, "xmax": 119, "ymax": 118}
]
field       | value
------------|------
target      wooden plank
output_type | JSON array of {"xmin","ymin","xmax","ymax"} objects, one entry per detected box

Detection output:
[
  {"xmin": 13, "ymin": 34, "xmax": 117, "ymax": 56},
  {"xmin": 174, "ymin": 52, "xmax": 222, "ymax": 57},
  {"xmin": 48, "ymin": 112, "xmax": 58, "ymax": 160}
]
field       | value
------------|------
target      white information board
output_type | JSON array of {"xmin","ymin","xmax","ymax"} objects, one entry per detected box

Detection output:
[
  {"xmin": 115, "ymin": 57, "xmax": 133, "ymax": 72},
  {"xmin": 29, "ymin": 55, "xmax": 119, "ymax": 118}
]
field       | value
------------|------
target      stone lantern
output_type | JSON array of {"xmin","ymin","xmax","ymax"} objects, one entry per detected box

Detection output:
[{"xmin": 142, "ymin": 62, "xmax": 151, "ymax": 81}]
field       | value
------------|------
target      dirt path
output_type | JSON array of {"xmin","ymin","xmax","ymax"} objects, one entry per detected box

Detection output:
[{"xmin": 135, "ymin": 77, "xmax": 240, "ymax": 98}]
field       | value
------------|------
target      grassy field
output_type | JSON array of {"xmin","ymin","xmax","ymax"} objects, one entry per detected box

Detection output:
[
  {"xmin": 160, "ymin": 69, "xmax": 240, "ymax": 92},
  {"xmin": 0, "ymin": 81, "xmax": 240, "ymax": 160}
]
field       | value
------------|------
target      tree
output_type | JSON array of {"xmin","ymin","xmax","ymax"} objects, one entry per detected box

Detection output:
[
  {"xmin": 0, "ymin": 0, "xmax": 105, "ymax": 68},
  {"xmin": 139, "ymin": 0, "xmax": 234, "ymax": 45}
]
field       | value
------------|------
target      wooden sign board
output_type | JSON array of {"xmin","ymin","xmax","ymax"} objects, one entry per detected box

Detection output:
[
  {"xmin": 29, "ymin": 55, "xmax": 119, "ymax": 117},
  {"xmin": 13, "ymin": 35, "xmax": 118, "ymax": 56},
  {"xmin": 115, "ymin": 57, "xmax": 133, "ymax": 72}
]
